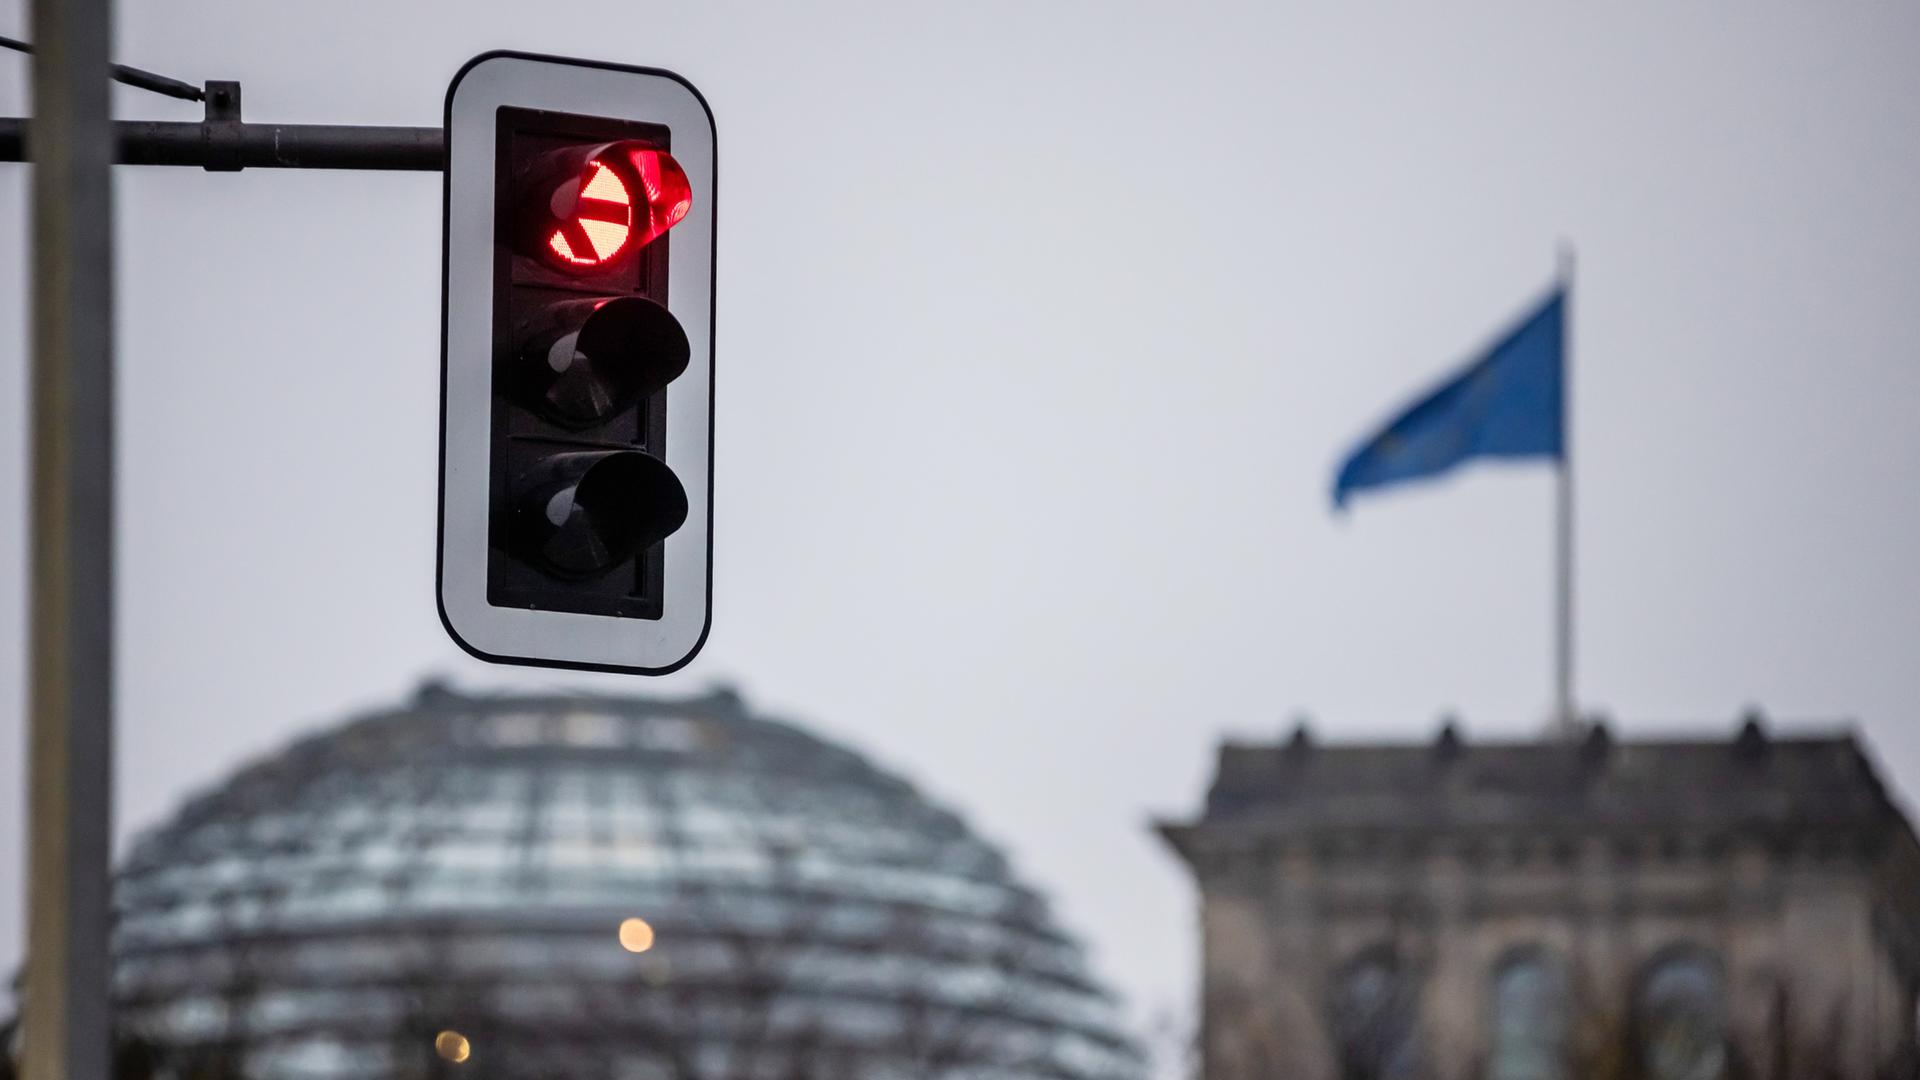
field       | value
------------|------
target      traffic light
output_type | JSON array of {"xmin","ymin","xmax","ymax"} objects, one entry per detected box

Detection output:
[{"xmin": 439, "ymin": 53, "xmax": 715, "ymax": 674}]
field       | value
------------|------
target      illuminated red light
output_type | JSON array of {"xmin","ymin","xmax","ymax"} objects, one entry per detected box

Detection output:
[
  {"xmin": 540, "ymin": 147, "xmax": 693, "ymax": 273},
  {"xmin": 549, "ymin": 161, "xmax": 633, "ymax": 267}
]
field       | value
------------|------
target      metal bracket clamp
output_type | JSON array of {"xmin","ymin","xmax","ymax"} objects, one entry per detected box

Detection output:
[{"xmin": 202, "ymin": 79, "xmax": 244, "ymax": 171}]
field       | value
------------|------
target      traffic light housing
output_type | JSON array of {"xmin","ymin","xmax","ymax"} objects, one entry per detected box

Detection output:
[{"xmin": 440, "ymin": 54, "xmax": 715, "ymax": 674}]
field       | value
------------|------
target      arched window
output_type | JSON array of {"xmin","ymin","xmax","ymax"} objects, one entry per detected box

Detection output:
[
  {"xmin": 1331, "ymin": 949, "xmax": 1422, "ymax": 1080},
  {"xmin": 1637, "ymin": 949, "xmax": 1726, "ymax": 1080},
  {"xmin": 1488, "ymin": 950, "xmax": 1568, "ymax": 1080}
]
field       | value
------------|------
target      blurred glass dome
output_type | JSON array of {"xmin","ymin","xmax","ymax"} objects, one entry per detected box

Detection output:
[{"xmin": 112, "ymin": 683, "xmax": 1141, "ymax": 1080}]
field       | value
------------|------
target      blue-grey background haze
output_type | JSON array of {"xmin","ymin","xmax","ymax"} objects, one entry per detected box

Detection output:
[{"xmin": 2, "ymin": 1, "xmax": 1918, "ymax": 1071}]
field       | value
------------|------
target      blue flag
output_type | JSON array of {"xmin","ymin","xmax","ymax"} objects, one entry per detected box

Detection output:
[{"xmin": 1333, "ymin": 288, "xmax": 1565, "ymax": 509}]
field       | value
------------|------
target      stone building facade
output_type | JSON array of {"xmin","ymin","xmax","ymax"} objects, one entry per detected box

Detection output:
[{"xmin": 1158, "ymin": 717, "xmax": 1920, "ymax": 1080}]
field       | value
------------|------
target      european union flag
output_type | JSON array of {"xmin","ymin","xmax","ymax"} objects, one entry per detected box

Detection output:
[{"xmin": 1333, "ymin": 288, "xmax": 1565, "ymax": 509}]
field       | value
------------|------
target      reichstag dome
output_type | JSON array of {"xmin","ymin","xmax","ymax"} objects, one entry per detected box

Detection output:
[{"xmin": 104, "ymin": 682, "xmax": 1142, "ymax": 1080}]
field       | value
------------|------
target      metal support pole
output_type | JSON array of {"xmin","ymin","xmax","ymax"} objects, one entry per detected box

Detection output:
[
  {"xmin": 0, "ymin": 117, "xmax": 445, "ymax": 171},
  {"xmin": 5, "ymin": 61, "xmax": 435, "ymax": 1075},
  {"xmin": 25, "ymin": 0, "xmax": 116, "ymax": 1076}
]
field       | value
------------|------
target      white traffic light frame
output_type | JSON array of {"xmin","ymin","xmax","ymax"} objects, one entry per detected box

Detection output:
[{"xmin": 438, "ymin": 52, "xmax": 715, "ymax": 674}]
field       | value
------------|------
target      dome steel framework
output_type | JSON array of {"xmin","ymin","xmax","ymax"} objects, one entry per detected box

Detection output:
[{"xmin": 109, "ymin": 684, "xmax": 1140, "ymax": 1080}]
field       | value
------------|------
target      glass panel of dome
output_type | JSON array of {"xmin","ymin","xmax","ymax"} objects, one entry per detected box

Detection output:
[
  {"xmin": 561, "ymin": 709, "xmax": 625, "ymax": 746},
  {"xmin": 540, "ymin": 838, "xmax": 604, "ymax": 871},
  {"xmin": 157, "ymin": 996, "xmax": 225, "ymax": 1038},
  {"xmin": 605, "ymin": 837, "xmax": 660, "ymax": 869},
  {"xmin": 488, "ymin": 711, "xmax": 548, "ymax": 746},
  {"xmin": 263, "ymin": 1037, "xmax": 360, "ymax": 1075},
  {"xmin": 429, "ymin": 837, "xmax": 516, "ymax": 872},
  {"xmin": 354, "ymin": 837, "xmax": 410, "ymax": 870},
  {"xmin": 636, "ymin": 716, "xmax": 715, "ymax": 752}
]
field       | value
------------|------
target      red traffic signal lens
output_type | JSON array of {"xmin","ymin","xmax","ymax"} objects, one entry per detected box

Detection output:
[
  {"xmin": 548, "ymin": 161, "xmax": 633, "ymax": 267},
  {"xmin": 537, "ymin": 146, "xmax": 692, "ymax": 273}
]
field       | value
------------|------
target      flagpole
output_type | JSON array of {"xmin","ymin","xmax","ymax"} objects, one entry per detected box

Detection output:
[{"xmin": 1555, "ymin": 245, "xmax": 1576, "ymax": 732}]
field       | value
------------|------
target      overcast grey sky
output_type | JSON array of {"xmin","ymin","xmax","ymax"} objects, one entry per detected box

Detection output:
[{"xmin": 3, "ymin": 0, "xmax": 1919, "ymax": 1061}]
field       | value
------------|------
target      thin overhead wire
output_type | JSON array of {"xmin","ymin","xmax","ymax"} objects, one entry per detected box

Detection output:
[{"xmin": 0, "ymin": 34, "xmax": 206, "ymax": 102}]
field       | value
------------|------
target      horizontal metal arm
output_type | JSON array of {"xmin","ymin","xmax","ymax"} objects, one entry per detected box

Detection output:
[{"xmin": 0, "ymin": 117, "xmax": 444, "ymax": 171}]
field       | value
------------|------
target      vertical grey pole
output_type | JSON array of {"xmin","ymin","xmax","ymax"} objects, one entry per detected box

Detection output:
[
  {"xmin": 1554, "ymin": 245, "xmax": 1575, "ymax": 732},
  {"xmin": 25, "ymin": 0, "xmax": 116, "ymax": 1071}
]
